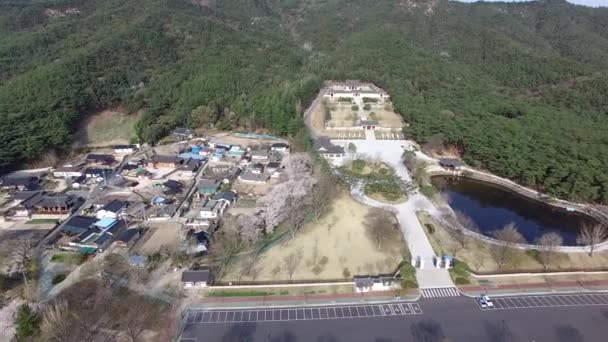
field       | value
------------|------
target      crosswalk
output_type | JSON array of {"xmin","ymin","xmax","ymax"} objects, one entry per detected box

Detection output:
[{"xmin": 421, "ymin": 287, "xmax": 461, "ymax": 298}]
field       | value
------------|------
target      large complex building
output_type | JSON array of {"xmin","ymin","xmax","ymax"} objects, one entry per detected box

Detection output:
[{"xmin": 323, "ymin": 80, "xmax": 390, "ymax": 104}]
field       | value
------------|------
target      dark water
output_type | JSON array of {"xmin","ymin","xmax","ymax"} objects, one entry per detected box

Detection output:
[{"xmin": 431, "ymin": 176, "xmax": 597, "ymax": 246}]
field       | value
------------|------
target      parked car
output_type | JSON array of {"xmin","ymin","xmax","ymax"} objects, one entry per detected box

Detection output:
[{"xmin": 479, "ymin": 295, "xmax": 494, "ymax": 308}]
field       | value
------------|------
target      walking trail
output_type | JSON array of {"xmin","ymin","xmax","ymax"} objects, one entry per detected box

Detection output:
[{"xmin": 344, "ymin": 138, "xmax": 454, "ymax": 289}]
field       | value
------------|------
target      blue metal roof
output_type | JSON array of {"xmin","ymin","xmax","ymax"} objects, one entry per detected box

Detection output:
[
  {"xmin": 178, "ymin": 152, "xmax": 206, "ymax": 160},
  {"xmin": 94, "ymin": 218, "xmax": 118, "ymax": 229}
]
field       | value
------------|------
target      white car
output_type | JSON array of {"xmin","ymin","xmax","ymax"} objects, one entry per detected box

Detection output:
[{"xmin": 480, "ymin": 295, "xmax": 494, "ymax": 308}]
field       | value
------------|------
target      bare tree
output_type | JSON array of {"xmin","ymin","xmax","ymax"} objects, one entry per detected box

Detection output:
[
  {"xmin": 535, "ymin": 232, "xmax": 563, "ymax": 269},
  {"xmin": 309, "ymin": 165, "xmax": 337, "ymax": 221},
  {"xmin": 283, "ymin": 249, "xmax": 303, "ymax": 281},
  {"xmin": 490, "ymin": 223, "xmax": 526, "ymax": 270},
  {"xmin": 210, "ymin": 219, "xmax": 246, "ymax": 280},
  {"xmin": 577, "ymin": 223, "xmax": 608, "ymax": 257},
  {"xmin": 239, "ymin": 252, "xmax": 260, "ymax": 282},
  {"xmin": 454, "ymin": 210, "xmax": 480, "ymax": 233},
  {"xmin": 11, "ymin": 239, "xmax": 33, "ymax": 286},
  {"xmin": 99, "ymin": 253, "xmax": 132, "ymax": 285},
  {"xmin": 114, "ymin": 295, "xmax": 163, "ymax": 342},
  {"xmin": 364, "ymin": 208, "xmax": 398, "ymax": 249},
  {"xmin": 450, "ymin": 229, "xmax": 467, "ymax": 251},
  {"xmin": 40, "ymin": 300, "xmax": 71, "ymax": 342}
]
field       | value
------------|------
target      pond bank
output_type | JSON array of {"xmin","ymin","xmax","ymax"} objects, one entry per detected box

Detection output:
[{"xmin": 425, "ymin": 167, "xmax": 608, "ymax": 251}]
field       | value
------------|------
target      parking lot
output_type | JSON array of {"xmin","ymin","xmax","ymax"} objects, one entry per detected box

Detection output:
[
  {"xmin": 186, "ymin": 302, "xmax": 423, "ymax": 324},
  {"xmin": 476, "ymin": 293, "xmax": 608, "ymax": 310}
]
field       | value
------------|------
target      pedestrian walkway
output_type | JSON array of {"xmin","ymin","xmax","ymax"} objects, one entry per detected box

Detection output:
[
  {"xmin": 459, "ymin": 278, "xmax": 608, "ymax": 297},
  {"xmin": 421, "ymin": 287, "xmax": 461, "ymax": 298},
  {"xmin": 347, "ymin": 139, "xmax": 455, "ymax": 290}
]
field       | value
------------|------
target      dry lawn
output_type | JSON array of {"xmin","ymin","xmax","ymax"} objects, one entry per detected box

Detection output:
[
  {"xmin": 417, "ymin": 211, "xmax": 608, "ymax": 275},
  {"xmin": 224, "ymin": 193, "xmax": 405, "ymax": 282},
  {"xmin": 75, "ymin": 109, "xmax": 140, "ymax": 147},
  {"xmin": 136, "ymin": 222, "xmax": 182, "ymax": 255}
]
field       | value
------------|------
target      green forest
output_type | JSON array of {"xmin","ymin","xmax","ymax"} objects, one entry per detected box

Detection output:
[{"xmin": 1, "ymin": 0, "xmax": 608, "ymax": 203}]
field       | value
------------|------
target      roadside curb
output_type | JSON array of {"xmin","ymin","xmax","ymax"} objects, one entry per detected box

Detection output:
[{"xmin": 190, "ymin": 290, "xmax": 421, "ymax": 310}]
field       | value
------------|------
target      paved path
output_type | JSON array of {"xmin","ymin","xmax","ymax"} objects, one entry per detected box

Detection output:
[{"xmin": 342, "ymin": 139, "xmax": 454, "ymax": 288}]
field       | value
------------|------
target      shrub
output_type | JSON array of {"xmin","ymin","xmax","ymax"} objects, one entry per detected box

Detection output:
[
  {"xmin": 363, "ymin": 103, "xmax": 371, "ymax": 111},
  {"xmin": 51, "ymin": 274, "xmax": 67, "ymax": 285},
  {"xmin": 419, "ymin": 185, "xmax": 437, "ymax": 198},
  {"xmin": 351, "ymin": 104, "xmax": 359, "ymax": 111},
  {"xmin": 337, "ymin": 97, "xmax": 352, "ymax": 103},
  {"xmin": 400, "ymin": 263, "xmax": 418, "ymax": 289},
  {"xmin": 50, "ymin": 253, "xmax": 86, "ymax": 265},
  {"xmin": 525, "ymin": 249, "xmax": 542, "ymax": 264},
  {"xmin": 14, "ymin": 304, "xmax": 40, "ymax": 341},
  {"xmin": 425, "ymin": 223, "xmax": 435, "ymax": 235},
  {"xmin": 342, "ymin": 267, "xmax": 351, "ymax": 278},
  {"xmin": 318, "ymin": 256, "xmax": 329, "ymax": 265},
  {"xmin": 449, "ymin": 259, "xmax": 471, "ymax": 284},
  {"xmin": 454, "ymin": 277, "xmax": 470, "ymax": 285},
  {"xmin": 351, "ymin": 159, "xmax": 366, "ymax": 173},
  {"xmin": 362, "ymin": 97, "xmax": 379, "ymax": 103},
  {"xmin": 312, "ymin": 265, "xmax": 324, "ymax": 275}
]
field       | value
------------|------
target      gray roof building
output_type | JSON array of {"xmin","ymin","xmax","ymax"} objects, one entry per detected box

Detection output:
[
  {"xmin": 313, "ymin": 137, "xmax": 345, "ymax": 155},
  {"xmin": 181, "ymin": 269, "xmax": 212, "ymax": 283}
]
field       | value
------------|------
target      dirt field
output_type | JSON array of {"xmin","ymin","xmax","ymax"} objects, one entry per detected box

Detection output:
[
  {"xmin": 75, "ymin": 109, "xmax": 140, "ymax": 147},
  {"xmin": 417, "ymin": 211, "xmax": 608, "ymax": 274},
  {"xmin": 207, "ymin": 132, "xmax": 285, "ymax": 147},
  {"xmin": 136, "ymin": 222, "xmax": 182, "ymax": 255},
  {"xmin": 224, "ymin": 193, "xmax": 405, "ymax": 282}
]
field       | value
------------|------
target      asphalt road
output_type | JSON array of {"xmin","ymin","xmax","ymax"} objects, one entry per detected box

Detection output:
[{"xmin": 180, "ymin": 295, "xmax": 608, "ymax": 342}]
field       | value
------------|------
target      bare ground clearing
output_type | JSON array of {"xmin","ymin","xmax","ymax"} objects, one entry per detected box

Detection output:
[
  {"xmin": 75, "ymin": 109, "xmax": 140, "ymax": 147},
  {"xmin": 136, "ymin": 222, "xmax": 182, "ymax": 255},
  {"xmin": 223, "ymin": 193, "xmax": 405, "ymax": 282}
]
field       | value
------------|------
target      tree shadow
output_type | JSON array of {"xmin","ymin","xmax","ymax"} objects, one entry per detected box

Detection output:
[
  {"xmin": 483, "ymin": 320, "xmax": 514, "ymax": 342},
  {"xmin": 316, "ymin": 334, "xmax": 341, "ymax": 342},
  {"xmin": 554, "ymin": 324, "xmax": 585, "ymax": 342},
  {"xmin": 221, "ymin": 322, "xmax": 257, "ymax": 342},
  {"xmin": 269, "ymin": 331, "xmax": 297, "ymax": 342},
  {"xmin": 410, "ymin": 319, "xmax": 446, "ymax": 342}
]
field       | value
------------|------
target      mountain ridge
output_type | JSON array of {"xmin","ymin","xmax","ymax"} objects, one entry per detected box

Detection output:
[{"xmin": 0, "ymin": 0, "xmax": 607, "ymax": 202}]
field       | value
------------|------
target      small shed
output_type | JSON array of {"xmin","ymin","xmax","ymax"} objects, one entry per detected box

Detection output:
[{"xmin": 181, "ymin": 268, "xmax": 213, "ymax": 288}]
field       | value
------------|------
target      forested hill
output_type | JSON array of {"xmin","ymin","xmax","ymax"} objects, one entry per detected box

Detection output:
[{"xmin": 1, "ymin": 0, "xmax": 608, "ymax": 203}]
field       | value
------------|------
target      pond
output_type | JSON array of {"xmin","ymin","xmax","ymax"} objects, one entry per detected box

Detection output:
[{"xmin": 431, "ymin": 176, "xmax": 598, "ymax": 246}]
